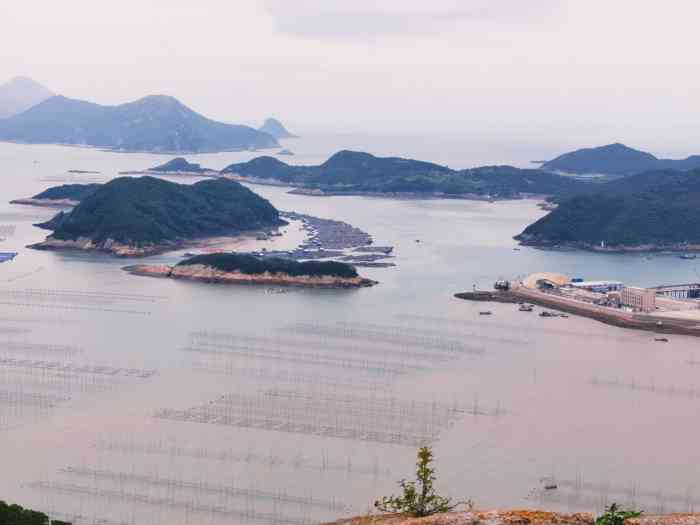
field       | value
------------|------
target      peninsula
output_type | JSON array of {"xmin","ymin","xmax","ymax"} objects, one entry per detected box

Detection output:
[
  {"xmin": 10, "ymin": 183, "xmax": 101, "ymax": 207},
  {"xmin": 0, "ymin": 94, "xmax": 279, "ymax": 153},
  {"xmin": 30, "ymin": 176, "xmax": 284, "ymax": 256},
  {"xmin": 516, "ymin": 168, "xmax": 700, "ymax": 251},
  {"xmin": 125, "ymin": 253, "xmax": 377, "ymax": 288},
  {"xmin": 456, "ymin": 273, "xmax": 700, "ymax": 337}
]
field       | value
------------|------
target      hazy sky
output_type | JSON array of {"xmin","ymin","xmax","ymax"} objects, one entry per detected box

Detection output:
[{"xmin": 1, "ymin": 0, "xmax": 699, "ymax": 152}]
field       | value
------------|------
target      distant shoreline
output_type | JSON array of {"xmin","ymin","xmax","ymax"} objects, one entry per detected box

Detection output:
[
  {"xmin": 515, "ymin": 237, "xmax": 700, "ymax": 253},
  {"xmin": 0, "ymin": 139, "xmax": 280, "ymax": 156}
]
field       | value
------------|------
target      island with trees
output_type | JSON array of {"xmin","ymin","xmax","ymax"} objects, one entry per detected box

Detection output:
[
  {"xmin": 516, "ymin": 168, "xmax": 700, "ymax": 251},
  {"xmin": 541, "ymin": 142, "xmax": 700, "ymax": 177},
  {"xmin": 221, "ymin": 150, "xmax": 589, "ymax": 199},
  {"xmin": 125, "ymin": 252, "xmax": 377, "ymax": 288},
  {"xmin": 30, "ymin": 176, "xmax": 284, "ymax": 256}
]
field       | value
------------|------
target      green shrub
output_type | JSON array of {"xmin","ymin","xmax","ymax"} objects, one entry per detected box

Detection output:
[
  {"xmin": 374, "ymin": 446, "xmax": 467, "ymax": 517},
  {"xmin": 596, "ymin": 503, "xmax": 642, "ymax": 525}
]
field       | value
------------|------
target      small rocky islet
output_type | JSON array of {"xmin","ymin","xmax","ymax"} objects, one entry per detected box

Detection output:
[{"xmin": 125, "ymin": 253, "xmax": 378, "ymax": 289}]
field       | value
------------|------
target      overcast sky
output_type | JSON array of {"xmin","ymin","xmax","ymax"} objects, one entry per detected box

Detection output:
[{"xmin": 1, "ymin": 0, "xmax": 699, "ymax": 153}]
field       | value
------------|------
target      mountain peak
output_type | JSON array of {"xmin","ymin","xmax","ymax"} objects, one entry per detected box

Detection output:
[
  {"xmin": 0, "ymin": 76, "xmax": 54, "ymax": 118},
  {"xmin": 0, "ymin": 93, "xmax": 279, "ymax": 153},
  {"xmin": 259, "ymin": 117, "xmax": 297, "ymax": 139}
]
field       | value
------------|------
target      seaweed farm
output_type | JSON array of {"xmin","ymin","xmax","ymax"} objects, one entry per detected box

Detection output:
[{"xmin": 3, "ymin": 147, "xmax": 700, "ymax": 525}]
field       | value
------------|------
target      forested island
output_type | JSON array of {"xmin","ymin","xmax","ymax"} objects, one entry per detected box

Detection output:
[
  {"xmin": 120, "ymin": 157, "xmax": 218, "ymax": 176},
  {"xmin": 30, "ymin": 176, "xmax": 283, "ymax": 256},
  {"xmin": 516, "ymin": 168, "xmax": 700, "ymax": 250},
  {"xmin": 0, "ymin": 94, "xmax": 279, "ymax": 153},
  {"xmin": 125, "ymin": 253, "xmax": 377, "ymax": 288},
  {"xmin": 221, "ymin": 150, "xmax": 588, "ymax": 198},
  {"xmin": 541, "ymin": 143, "xmax": 700, "ymax": 177}
]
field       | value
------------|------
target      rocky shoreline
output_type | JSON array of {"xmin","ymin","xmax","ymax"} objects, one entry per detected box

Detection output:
[
  {"xmin": 10, "ymin": 197, "xmax": 80, "ymax": 207},
  {"xmin": 124, "ymin": 263, "xmax": 378, "ymax": 288},
  {"xmin": 515, "ymin": 236, "xmax": 700, "ymax": 253},
  {"xmin": 325, "ymin": 511, "xmax": 700, "ymax": 525}
]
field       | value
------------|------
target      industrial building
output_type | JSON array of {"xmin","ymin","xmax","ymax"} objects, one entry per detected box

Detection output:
[
  {"xmin": 620, "ymin": 286, "xmax": 657, "ymax": 313},
  {"xmin": 652, "ymin": 283, "xmax": 700, "ymax": 300},
  {"xmin": 569, "ymin": 280, "xmax": 624, "ymax": 293}
]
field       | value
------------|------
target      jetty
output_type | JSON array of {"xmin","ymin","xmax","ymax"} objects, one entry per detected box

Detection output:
[{"xmin": 456, "ymin": 272, "xmax": 700, "ymax": 337}]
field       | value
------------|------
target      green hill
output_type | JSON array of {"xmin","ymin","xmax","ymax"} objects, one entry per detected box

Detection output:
[
  {"xmin": 222, "ymin": 150, "xmax": 588, "ymax": 198},
  {"xmin": 33, "ymin": 183, "xmax": 102, "ymax": 201},
  {"xmin": 542, "ymin": 143, "xmax": 700, "ymax": 177},
  {"xmin": 41, "ymin": 176, "xmax": 282, "ymax": 246},
  {"xmin": 516, "ymin": 169, "xmax": 700, "ymax": 248},
  {"xmin": 0, "ymin": 94, "xmax": 279, "ymax": 153}
]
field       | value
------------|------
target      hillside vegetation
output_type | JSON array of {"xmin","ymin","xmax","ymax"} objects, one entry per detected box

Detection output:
[
  {"xmin": 517, "ymin": 169, "xmax": 700, "ymax": 247},
  {"xmin": 542, "ymin": 143, "xmax": 700, "ymax": 177},
  {"xmin": 222, "ymin": 150, "xmax": 588, "ymax": 198},
  {"xmin": 178, "ymin": 253, "xmax": 358, "ymax": 278}
]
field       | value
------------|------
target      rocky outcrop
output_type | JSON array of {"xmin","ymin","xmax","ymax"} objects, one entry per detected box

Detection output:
[
  {"xmin": 10, "ymin": 198, "xmax": 79, "ymax": 208},
  {"xmin": 30, "ymin": 237, "xmax": 176, "ymax": 257},
  {"xmin": 324, "ymin": 511, "xmax": 594, "ymax": 525},
  {"xmin": 124, "ymin": 263, "xmax": 378, "ymax": 288}
]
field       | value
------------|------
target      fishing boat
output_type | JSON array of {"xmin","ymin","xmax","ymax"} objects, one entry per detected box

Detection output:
[{"xmin": 0, "ymin": 252, "xmax": 18, "ymax": 263}]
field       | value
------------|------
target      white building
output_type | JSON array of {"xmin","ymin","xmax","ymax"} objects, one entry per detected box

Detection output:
[{"xmin": 570, "ymin": 281, "xmax": 624, "ymax": 293}]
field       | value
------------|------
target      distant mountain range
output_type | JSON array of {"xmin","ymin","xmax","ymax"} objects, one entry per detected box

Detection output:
[
  {"xmin": 0, "ymin": 76, "xmax": 53, "ymax": 118},
  {"xmin": 259, "ymin": 117, "xmax": 297, "ymax": 139},
  {"xmin": 516, "ymin": 168, "xmax": 700, "ymax": 250},
  {"xmin": 0, "ymin": 94, "xmax": 279, "ymax": 153},
  {"xmin": 542, "ymin": 143, "xmax": 700, "ymax": 177}
]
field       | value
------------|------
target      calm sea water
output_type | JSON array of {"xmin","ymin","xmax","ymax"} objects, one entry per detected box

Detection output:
[{"xmin": 0, "ymin": 139, "xmax": 699, "ymax": 524}]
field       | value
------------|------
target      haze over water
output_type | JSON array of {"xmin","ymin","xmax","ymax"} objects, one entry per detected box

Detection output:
[{"xmin": 1, "ymin": 137, "xmax": 699, "ymax": 524}]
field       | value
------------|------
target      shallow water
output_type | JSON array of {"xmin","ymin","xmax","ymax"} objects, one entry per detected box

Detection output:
[{"xmin": 0, "ymin": 140, "xmax": 699, "ymax": 524}]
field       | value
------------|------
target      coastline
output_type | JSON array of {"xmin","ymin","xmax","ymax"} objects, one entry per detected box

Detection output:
[
  {"xmin": 124, "ymin": 263, "xmax": 378, "ymax": 288},
  {"xmin": 515, "ymin": 236, "xmax": 700, "ymax": 253},
  {"xmin": 0, "ymin": 139, "xmax": 280, "ymax": 155},
  {"xmin": 28, "ymin": 223, "xmax": 287, "ymax": 258},
  {"xmin": 454, "ymin": 287, "xmax": 700, "ymax": 337}
]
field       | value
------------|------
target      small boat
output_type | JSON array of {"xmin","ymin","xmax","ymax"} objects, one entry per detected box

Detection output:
[
  {"xmin": 539, "ymin": 311, "xmax": 556, "ymax": 317},
  {"xmin": 654, "ymin": 337, "xmax": 669, "ymax": 342},
  {"xmin": 544, "ymin": 484, "xmax": 558, "ymax": 491},
  {"xmin": 519, "ymin": 304, "xmax": 534, "ymax": 312},
  {"xmin": 560, "ymin": 314, "xmax": 569, "ymax": 318},
  {"xmin": 479, "ymin": 311, "xmax": 492, "ymax": 316},
  {"xmin": 680, "ymin": 253, "xmax": 697, "ymax": 260},
  {"xmin": 0, "ymin": 252, "xmax": 18, "ymax": 263}
]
